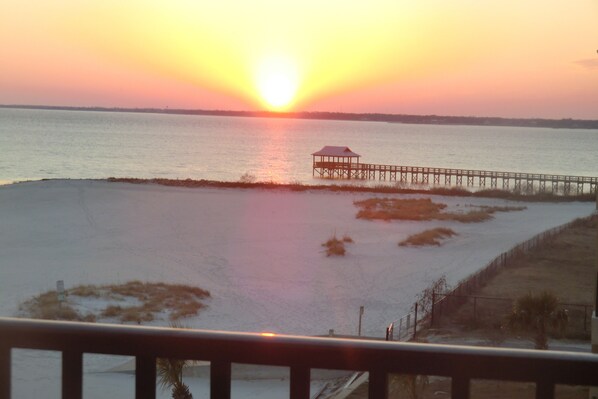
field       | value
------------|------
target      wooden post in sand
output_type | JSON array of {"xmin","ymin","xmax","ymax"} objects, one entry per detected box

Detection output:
[
  {"xmin": 358, "ymin": 306, "xmax": 364, "ymax": 336},
  {"xmin": 56, "ymin": 280, "xmax": 65, "ymax": 309}
]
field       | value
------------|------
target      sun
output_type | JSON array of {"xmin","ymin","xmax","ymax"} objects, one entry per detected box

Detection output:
[{"xmin": 256, "ymin": 56, "xmax": 299, "ymax": 110}]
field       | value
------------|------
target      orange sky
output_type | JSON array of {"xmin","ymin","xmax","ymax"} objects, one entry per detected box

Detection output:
[{"xmin": 1, "ymin": 1, "xmax": 597, "ymax": 118}]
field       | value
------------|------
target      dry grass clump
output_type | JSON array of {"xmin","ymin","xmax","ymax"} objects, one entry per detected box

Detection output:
[
  {"xmin": 399, "ymin": 228, "xmax": 458, "ymax": 247},
  {"xmin": 19, "ymin": 291, "xmax": 96, "ymax": 322},
  {"xmin": 323, "ymin": 233, "xmax": 354, "ymax": 256},
  {"xmin": 323, "ymin": 236, "xmax": 346, "ymax": 256},
  {"xmin": 101, "ymin": 305, "xmax": 122, "ymax": 318},
  {"xmin": 478, "ymin": 205, "xmax": 527, "ymax": 213},
  {"xmin": 69, "ymin": 285, "xmax": 100, "ymax": 297},
  {"xmin": 355, "ymin": 198, "xmax": 446, "ymax": 221},
  {"xmin": 342, "ymin": 234, "xmax": 354, "ymax": 243},
  {"xmin": 354, "ymin": 197, "xmax": 525, "ymax": 223},
  {"xmin": 19, "ymin": 281, "xmax": 211, "ymax": 324}
]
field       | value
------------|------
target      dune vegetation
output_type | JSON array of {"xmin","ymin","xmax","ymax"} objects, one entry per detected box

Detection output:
[
  {"xmin": 399, "ymin": 228, "xmax": 458, "ymax": 247},
  {"xmin": 19, "ymin": 281, "xmax": 211, "ymax": 324},
  {"xmin": 354, "ymin": 197, "xmax": 526, "ymax": 222},
  {"xmin": 322, "ymin": 233, "xmax": 354, "ymax": 256},
  {"xmin": 105, "ymin": 177, "xmax": 596, "ymax": 202}
]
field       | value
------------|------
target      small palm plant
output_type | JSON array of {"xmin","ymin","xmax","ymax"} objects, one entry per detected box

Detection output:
[
  {"xmin": 157, "ymin": 357, "xmax": 193, "ymax": 399},
  {"xmin": 157, "ymin": 322, "xmax": 193, "ymax": 399},
  {"xmin": 507, "ymin": 291, "xmax": 568, "ymax": 350}
]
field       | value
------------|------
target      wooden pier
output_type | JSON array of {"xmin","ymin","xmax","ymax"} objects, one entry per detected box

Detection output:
[{"xmin": 312, "ymin": 147, "xmax": 598, "ymax": 195}]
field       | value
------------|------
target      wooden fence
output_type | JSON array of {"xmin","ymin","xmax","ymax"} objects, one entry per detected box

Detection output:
[{"xmin": 387, "ymin": 214, "xmax": 595, "ymax": 341}]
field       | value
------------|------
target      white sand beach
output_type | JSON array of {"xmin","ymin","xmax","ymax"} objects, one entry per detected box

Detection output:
[{"xmin": 1, "ymin": 179, "xmax": 594, "ymax": 398}]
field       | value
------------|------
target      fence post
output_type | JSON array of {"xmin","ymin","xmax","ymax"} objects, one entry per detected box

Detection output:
[
  {"xmin": 473, "ymin": 296, "xmax": 477, "ymax": 325},
  {"xmin": 431, "ymin": 292, "xmax": 436, "ymax": 328},
  {"xmin": 413, "ymin": 302, "xmax": 418, "ymax": 340}
]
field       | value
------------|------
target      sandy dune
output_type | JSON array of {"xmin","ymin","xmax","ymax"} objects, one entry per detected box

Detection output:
[{"xmin": 1, "ymin": 179, "xmax": 593, "ymax": 338}]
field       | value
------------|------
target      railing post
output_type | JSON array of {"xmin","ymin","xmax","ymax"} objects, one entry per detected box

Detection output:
[
  {"xmin": 584, "ymin": 305, "xmax": 588, "ymax": 331},
  {"xmin": 368, "ymin": 370, "xmax": 388, "ymax": 399},
  {"xmin": 452, "ymin": 376, "xmax": 470, "ymax": 399},
  {"xmin": 135, "ymin": 355, "xmax": 156, "ymax": 399},
  {"xmin": 290, "ymin": 366, "xmax": 310, "ymax": 399},
  {"xmin": 0, "ymin": 345, "xmax": 10, "ymax": 399},
  {"xmin": 536, "ymin": 381, "xmax": 555, "ymax": 399},
  {"xmin": 62, "ymin": 351, "xmax": 82, "ymax": 399},
  {"xmin": 210, "ymin": 360, "xmax": 231, "ymax": 399}
]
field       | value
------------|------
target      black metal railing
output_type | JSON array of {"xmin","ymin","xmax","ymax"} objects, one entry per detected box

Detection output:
[{"xmin": 1, "ymin": 317, "xmax": 598, "ymax": 399}]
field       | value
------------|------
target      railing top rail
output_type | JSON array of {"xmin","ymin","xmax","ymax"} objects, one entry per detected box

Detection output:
[
  {"xmin": 315, "ymin": 162, "xmax": 598, "ymax": 182},
  {"xmin": 1, "ymin": 317, "xmax": 598, "ymax": 385}
]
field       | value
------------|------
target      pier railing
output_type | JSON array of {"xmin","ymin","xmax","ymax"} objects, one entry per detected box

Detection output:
[
  {"xmin": 2, "ymin": 317, "xmax": 598, "ymax": 399},
  {"xmin": 313, "ymin": 162, "xmax": 598, "ymax": 194}
]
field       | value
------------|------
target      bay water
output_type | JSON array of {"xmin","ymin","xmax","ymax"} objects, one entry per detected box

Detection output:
[{"xmin": 1, "ymin": 107, "xmax": 597, "ymax": 185}]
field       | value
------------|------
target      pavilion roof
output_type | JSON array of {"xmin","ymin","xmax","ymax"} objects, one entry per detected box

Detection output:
[{"xmin": 311, "ymin": 146, "xmax": 360, "ymax": 157}]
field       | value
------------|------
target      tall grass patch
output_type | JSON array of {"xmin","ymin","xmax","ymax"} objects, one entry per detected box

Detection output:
[
  {"xmin": 322, "ymin": 233, "xmax": 354, "ymax": 256},
  {"xmin": 354, "ymin": 197, "xmax": 526, "ymax": 223},
  {"xmin": 19, "ymin": 281, "xmax": 211, "ymax": 324},
  {"xmin": 399, "ymin": 228, "xmax": 457, "ymax": 247}
]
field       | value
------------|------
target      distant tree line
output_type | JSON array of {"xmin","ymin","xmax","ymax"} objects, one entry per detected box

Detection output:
[{"xmin": 2, "ymin": 104, "xmax": 598, "ymax": 129}]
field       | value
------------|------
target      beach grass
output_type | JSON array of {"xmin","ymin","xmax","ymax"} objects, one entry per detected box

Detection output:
[
  {"xmin": 322, "ymin": 234, "xmax": 350, "ymax": 256},
  {"xmin": 105, "ymin": 177, "xmax": 595, "ymax": 202},
  {"xmin": 399, "ymin": 228, "xmax": 458, "ymax": 247},
  {"xmin": 19, "ymin": 281, "xmax": 211, "ymax": 324},
  {"xmin": 354, "ymin": 197, "xmax": 526, "ymax": 223}
]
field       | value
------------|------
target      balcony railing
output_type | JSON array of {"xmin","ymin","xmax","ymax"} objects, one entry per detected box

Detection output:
[{"xmin": 1, "ymin": 317, "xmax": 598, "ymax": 399}]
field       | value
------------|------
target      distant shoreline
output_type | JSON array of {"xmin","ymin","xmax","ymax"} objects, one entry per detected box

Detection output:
[{"xmin": 2, "ymin": 104, "xmax": 598, "ymax": 130}]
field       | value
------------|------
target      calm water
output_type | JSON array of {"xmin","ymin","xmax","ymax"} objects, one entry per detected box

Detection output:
[{"xmin": 1, "ymin": 108, "xmax": 597, "ymax": 185}]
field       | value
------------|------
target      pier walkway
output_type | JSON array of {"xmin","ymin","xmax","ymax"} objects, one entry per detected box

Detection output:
[{"xmin": 312, "ymin": 162, "xmax": 598, "ymax": 195}]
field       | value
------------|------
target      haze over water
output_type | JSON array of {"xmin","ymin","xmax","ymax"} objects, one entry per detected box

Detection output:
[{"xmin": 1, "ymin": 108, "xmax": 597, "ymax": 185}]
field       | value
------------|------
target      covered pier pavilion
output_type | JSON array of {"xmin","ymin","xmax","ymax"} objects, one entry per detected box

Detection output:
[{"xmin": 311, "ymin": 146, "xmax": 362, "ymax": 179}]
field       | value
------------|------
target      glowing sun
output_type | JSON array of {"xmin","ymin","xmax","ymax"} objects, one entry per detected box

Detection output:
[{"xmin": 256, "ymin": 57, "xmax": 299, "ymax": 110}]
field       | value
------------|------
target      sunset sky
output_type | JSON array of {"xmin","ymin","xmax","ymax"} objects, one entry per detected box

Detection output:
[{"xmin": 1, "ymin": 1, "xmax": 597, "ymax": 118}]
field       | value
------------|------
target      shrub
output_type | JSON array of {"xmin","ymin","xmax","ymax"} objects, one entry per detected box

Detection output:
[
  {"xmin": 414, "ymin": 275, "xmax": 451, "ymax": 316},
  {"xmin": 507, "ymin": 291, "xmax": 568, "ymax": 350},
  {"xmin": 239, "ymin": 173, "xmax": 257, "ymax": 184}
]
